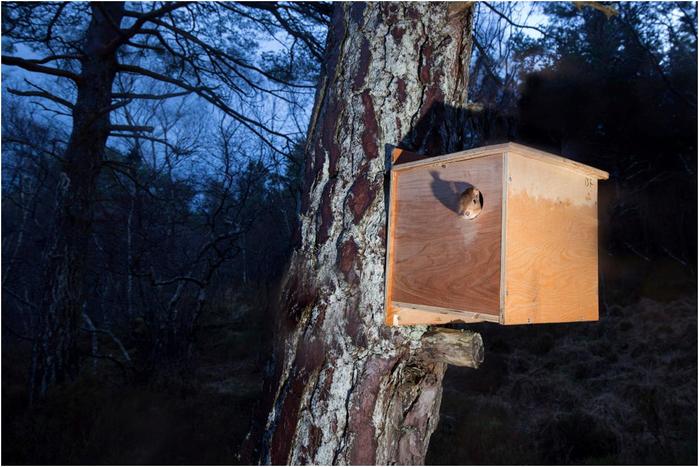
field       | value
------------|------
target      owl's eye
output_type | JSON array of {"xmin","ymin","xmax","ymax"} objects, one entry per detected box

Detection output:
[{"xmin": 473, "ymin": 199, "xmax": 477, "ymax": 204}]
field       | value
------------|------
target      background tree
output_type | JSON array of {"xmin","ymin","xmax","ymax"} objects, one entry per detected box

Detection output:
[{"xmin": 1, "ymin": 0, "xmax": 324, "ymax": 401}]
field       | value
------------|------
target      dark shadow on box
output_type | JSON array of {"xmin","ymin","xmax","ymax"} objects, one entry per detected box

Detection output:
[
  {"xmin": 429, "ymin": 171, "xmax": 475, "ymax": 215},
  {"xmin": 383, "ymin": 102, "xmax": 506, "ymax": 231}
]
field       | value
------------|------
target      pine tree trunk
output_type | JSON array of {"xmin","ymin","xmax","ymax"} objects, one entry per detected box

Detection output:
[
  {"xmin": 30, "ymin": 2, "xmax": 125, "ymax": 402},
  {"xmin": 254, "ymin": 3, "xmax": 475, "ymax": 464}
]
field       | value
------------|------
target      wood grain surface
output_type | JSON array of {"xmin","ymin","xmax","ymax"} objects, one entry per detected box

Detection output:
[
  {"xmin": 385, "ymin": 143, "xmax": 606, "ymax": 327},
  {"xmin": 393, "ymin": 142, "xmax": 609, "ymax": 180},
  {"xmin": 503, "ymin": 152, "xmax": 600, "ymax": 324},
  {"xmin": 389, "ymin": 154, "xmax": 503, "ymax": 319},
  {"xmin": 391, "ymin": 302, "xmax": 499, "ymax": 325}
]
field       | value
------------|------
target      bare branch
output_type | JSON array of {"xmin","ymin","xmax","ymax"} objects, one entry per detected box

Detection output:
[
  {"xmin": 30, "ymin": 100, "xmax": 72, "ymax": 117},
  {"xmin": 3, "ymin": 322, "xmax": 34, "ymax": 342},
  {"xmin": 99, "ymin": 99, "xmax": 132, "ymax": 115},
  {"xmin": 152, "ymin": 275, "xmax": 206, "ymax": 287},
  {"xmin": 103, "ymin": 1, "xmax": 191, "ymax": 53},
  {"xmin": 3, "ymin": 285, "xmax": 37, "ymax": 310},
  {"xmin": 112, "ymin": 90, "xmax": 191, "ymax": 100},
  {"xmin": 232, "ymin": 2, "xmax": 326, "ymax": 62},
  {"xmin": 44, "ymin": 3, "xmax": 67, "ymax": 42},
  {"xmin": 8, "ymin": 88, "xmax": 74, "ymax": 109},
  {"xmin": 472, "ymin": 35, "xmax": 504, "ymax": 86},
  {"xmin": 482, "ymin": 2, "xmax": 548, "ymax": 37},
  {"xmin": 1, "ymin": 55, "xmax": 81, "ymax": 82},
  {"xmin": 108, "ymin": 133, "xmax": 181, "ymax": 152},
  {"xmin": 18, "ymin": 54, "xmax": 81, "ymax": 65},
  {"xmin": 116, "ymin": 63, "xmax": 208, "ymax": 92},
  {"xmin": 82, "ymin": 312, "xmax": 132, "ymax": 364},
  {"xmin": 145, "ymin": 15, "xmax": 316, "ymax": 89},
  {"xmin": 109, "ymin": 124, "xmax": 155, "ymax": 133},
  {"xmin": 2, "ymin": 137, "xmax": 65, "ymax": 161},
  {"xmin": 101, "ymin": 160, "xmax": 161, "ymax": 200},
  {"xmin": 116, "ymin": 63, "xmax": 296, "ymax": 158}
]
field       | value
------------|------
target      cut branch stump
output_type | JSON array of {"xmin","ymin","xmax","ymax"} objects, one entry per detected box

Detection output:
[{"xmin": 419, "ymin": 328, "xmax": 484, "ymax": 368}]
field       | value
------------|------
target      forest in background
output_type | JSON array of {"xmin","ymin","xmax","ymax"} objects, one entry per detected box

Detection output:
[{"xmin": 2, "ymin": 2, "xmax": 696, "ymax": 464}]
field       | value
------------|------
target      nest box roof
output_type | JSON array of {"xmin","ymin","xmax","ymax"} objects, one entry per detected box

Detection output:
[{"xmin": 392, "ymin": 142, "xmax": 610, "ymax": 180}]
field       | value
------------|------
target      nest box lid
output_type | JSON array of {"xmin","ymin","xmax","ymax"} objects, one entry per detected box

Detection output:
[{"xmin": 391, "ymin": 142, "xmax": 610, "ymax": 181}]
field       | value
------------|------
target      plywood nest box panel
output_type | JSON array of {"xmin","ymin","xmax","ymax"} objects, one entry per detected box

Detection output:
[{"xmin": 385, "ymin": 142, "xmax": 609, "ymax": 326}]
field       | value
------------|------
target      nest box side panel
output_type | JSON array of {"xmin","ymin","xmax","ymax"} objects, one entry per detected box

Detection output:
[
  {"xmin": 503, "ymin": 152, "xmax": 600, "ymax": 325},
  {"xmin": 389, "ymin": 154, "xmax": 503, "ymax": 324}
]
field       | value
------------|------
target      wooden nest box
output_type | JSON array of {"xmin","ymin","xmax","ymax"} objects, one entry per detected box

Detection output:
[{"xmin": 385, "ymin": 142, "xmax": 609, "ymax": 326}]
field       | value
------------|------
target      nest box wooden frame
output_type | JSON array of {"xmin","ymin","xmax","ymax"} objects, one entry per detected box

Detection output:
[{"xmin": 384, "ymin": 142, "xmax": 609, "ymax": 326}]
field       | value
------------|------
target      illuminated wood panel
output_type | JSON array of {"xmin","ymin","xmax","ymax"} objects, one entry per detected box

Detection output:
[{"xmin": 385, "ymin": 143, "xmax": 608, "ymax": 326}]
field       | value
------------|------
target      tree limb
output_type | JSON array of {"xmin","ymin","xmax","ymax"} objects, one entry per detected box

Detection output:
[
  {"xmin": 112, "ymin": 90, "xmax": 191, "ymax": 100},
  {"xmin": 419, "ymin": 328, "xmax": 484, "ymax": 368},
  {"xmin": 109, "ymin": 124, "xmax": 155, "ymax": 133},
  {"xmin": 44, "ymin": 3, "xmax": 67, "ymax": 42},
  {"xmin": 482, "ymin": 2, "xmax": 548, "ymax": 37},
  {"xmin": 144, "ymin": 15, "xmax": 317, "ymax": 89},
  {"xmin": 8, "ymin": 88, "xmax": 74, "ymax": 109},
  {"xmin": 82, "ymin": 312, "xmax": 132, "ymax": 364},
  {"xmin": 1, "ymin": 55, "xmax": 80, "ymax": 82},
  {"xmin": 117, "ymin": 63, "xmax": 296, "ymax": 157},
  {"xmin": 103, "ymin": 1, "xmax": 191, "ymax": 54},
  {"xmin": 108, "ymin": 133, "xmax": 180, "ymax": 152}
]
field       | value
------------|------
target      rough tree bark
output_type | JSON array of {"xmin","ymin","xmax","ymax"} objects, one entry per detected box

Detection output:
[
  {"xmin": 29, "ymin": 2, "xmax": 127, "ymax": 402},
  {"xmin": 253, "ymin": 3, "xmax": 476, "ymax": 464}
]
